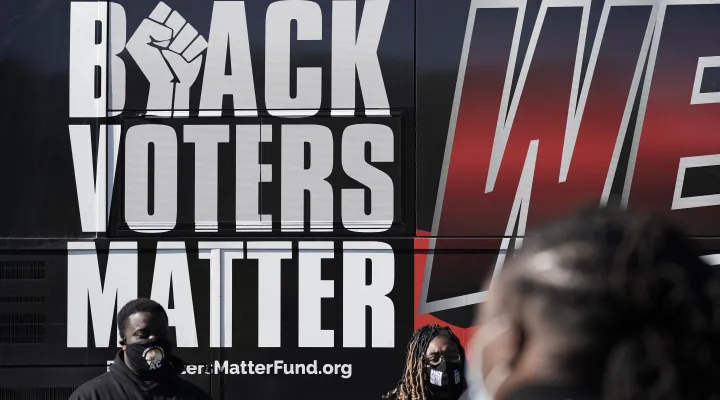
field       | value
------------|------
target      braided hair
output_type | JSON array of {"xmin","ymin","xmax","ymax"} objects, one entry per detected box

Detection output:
[
  {"xmin": 502, "ymin": 206, "xmax": 720, "ymax": 400},
  {"xmin": 383, "ymin": 324, "xmax": 466, "ymax": 400}
]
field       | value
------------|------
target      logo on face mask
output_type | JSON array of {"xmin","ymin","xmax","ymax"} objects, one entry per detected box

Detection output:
[
  {"xmin": 427, "ymin": 361, "xmax": 463, "ymax": 387},
  {"xmin": 427, "ymin": 361, "xmax": 465, "ymax": 399},
  {"xmin": 142, "ymin": 346, "xmax": 165, "ymax": 370},
  {"xmin": 430, "ymin": 369, "xmax": 444, "ymax": 386}
]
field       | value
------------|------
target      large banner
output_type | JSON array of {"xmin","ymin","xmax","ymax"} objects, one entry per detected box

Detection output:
[
  {"xmin": 0, "ymin": 0, "xmax": 416, "ymax": 398},
  {"xmin": 1, "ymin": 0, "xmax": 720, "ymax": 399}
]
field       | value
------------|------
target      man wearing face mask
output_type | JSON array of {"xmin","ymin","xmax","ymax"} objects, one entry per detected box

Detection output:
[
  {"xmin": 69, "ymin": 298, "xmax": 214, "ymax": 400},
  {"xmin": 384, "ymin": 324, "xmax": 467, "ymax": 400}
]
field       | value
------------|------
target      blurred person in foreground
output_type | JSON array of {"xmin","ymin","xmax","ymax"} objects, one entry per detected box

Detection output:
[
  {"xmin": 385, "ymin": 324, "xmax": 467, "ymax": 399},
  {"xmin": 70, "ymin": 298, "xmax": 213, "ymax": 400},
  {"xmin": 463, "ymin": 207, "xmax": 720, "ymax": 400}
]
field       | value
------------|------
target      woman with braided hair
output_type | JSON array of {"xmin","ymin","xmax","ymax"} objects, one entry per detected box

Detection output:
[
  {"xmin": 465, "ymin": 207, "xmax": 720, "ymax": 400},
  {"xmin": 384, "ymin": 324, "xmax": 467, "ymax": 399}
]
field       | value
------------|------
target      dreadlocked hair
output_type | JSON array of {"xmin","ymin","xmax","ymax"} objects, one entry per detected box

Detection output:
[
  {"xmin": 383, "ymin": 324, "xmax": 466, "ymax": 400},
  {"xmin": 508, "ymin": 206, "xmax": 720, "ymax": 400}
]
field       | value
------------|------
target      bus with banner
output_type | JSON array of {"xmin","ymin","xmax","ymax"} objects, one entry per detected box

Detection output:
[{"xmin": 0, "ymin": 0, "xmax": 718, "ymax": 398}]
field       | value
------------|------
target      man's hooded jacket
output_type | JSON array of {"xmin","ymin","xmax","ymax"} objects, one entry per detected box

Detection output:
[{"xmin": 69, "ymin": 351, "xmax": 213, "ymax": 400}]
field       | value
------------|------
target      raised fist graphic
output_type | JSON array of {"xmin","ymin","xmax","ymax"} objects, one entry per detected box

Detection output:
[{"xmin": 126, "ymin": 2, "xmax": 207, "ymax": 116}]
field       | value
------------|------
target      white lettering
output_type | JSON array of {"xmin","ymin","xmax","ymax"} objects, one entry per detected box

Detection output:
[
  {"xmin": 331, "ymin": 0, "xmax": 390, "ymax": 115},
  {"xmin": 215, "ymin": 361, "xmax": 227, "ymax": 374},
  {"xmin": 124, "ymin": 124, "xmax": 178, "ymax": 233},
  {"xmin": 151, "ymin": 242, "xmax": 198, "ymax": 347},
  {"xmin": 67, "ymin": 242, "xmax": 138, "ymax": 347},
  {"xmin": 236, "ymin": 125, "xmax": 273, "ymax": 232},
  {"xmin": 298, "ymin": 242, "xmax": 335, "ymax": 347},
  {"xmin": 69, "ymin": 2, "xmax": 126, "ymax": 117},
  {"xmin": 69, "ymin": 125, "xmax": 121, "ymax": 233},
  {"xmin": 247, "ymin": 242, "xmax": 293, "ymax": 347},
  {"xmin": 265, "ymin": 1, "xmax": 323, "ymax": 116},
  {"xmin": 343, "ymin": 241, "xmax": 395, "ymax": 347},
  {"xmin": 184, "ymin": 126, "xmax": 230, "ymax": 232},
  {"xmin": 281, "ymin": 125, "xmax": 334, "ymax": 232},
  {"xmin": 200, "ymin": 1, "xmax": 257, "ymax": 116},
  {"xmin": 108, "ymin": 3, "xmax": 127, "ymax": 115},
  {"xmin": 341, "ymin": 124, "xmax": 394, "ymax": 232},
  {"xmin": 198, "ymin": 242, "xmax": 243, "ymax": 348}
]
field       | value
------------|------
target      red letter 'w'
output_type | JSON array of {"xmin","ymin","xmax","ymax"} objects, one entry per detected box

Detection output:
[{"xmin": 419, "ymin": 0, "xmax": 657, "ymax": 316}]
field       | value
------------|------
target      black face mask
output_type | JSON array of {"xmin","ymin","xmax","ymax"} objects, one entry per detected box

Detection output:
[
  {"xmin": 426, "ymin": 360, "xmax": 465, "ymax": 400},
  {"xmin": 124, "ymin": 338, "xmax": 173, "ymax": 379}
]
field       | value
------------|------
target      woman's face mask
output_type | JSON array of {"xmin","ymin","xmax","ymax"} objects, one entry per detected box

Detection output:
[
  {"xmin": 124, "ymin": 337, "xmax": 174, "ymax": 379},
  {"xmin": 423, "ymin": 335, "xmax": 465, "ymax": 400},
  {"xmin": 426, "ymin": 359, "xmax": 465, "ymax": 400}
]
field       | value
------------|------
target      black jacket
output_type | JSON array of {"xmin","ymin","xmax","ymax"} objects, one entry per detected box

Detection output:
[{"xmin": 69, "ymin": 352, "xmax": 213, "ymax": 400}]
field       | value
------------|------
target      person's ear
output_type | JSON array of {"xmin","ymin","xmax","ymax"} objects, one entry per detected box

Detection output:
[{"xmin": 119, "ymin": 338, "xmax": 126, "ymax": 350}]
